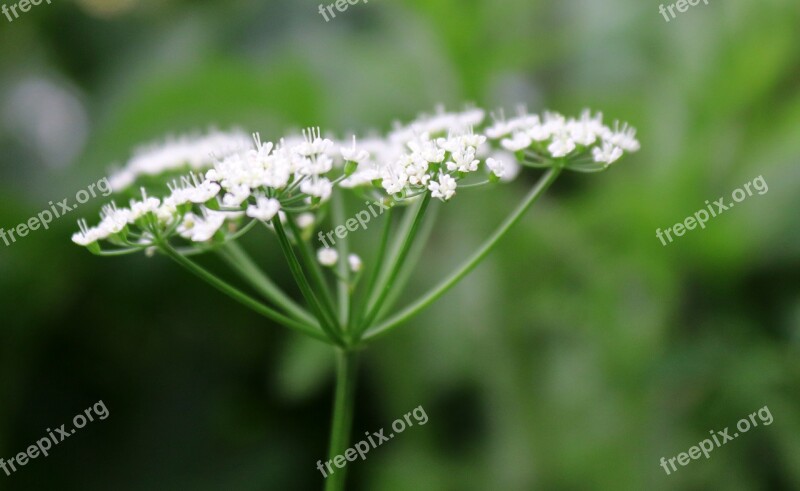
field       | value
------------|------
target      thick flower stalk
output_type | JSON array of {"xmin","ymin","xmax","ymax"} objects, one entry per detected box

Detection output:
[{"xmin": 72, "ymin": 106, "xmax": 639, "ymax": 491}]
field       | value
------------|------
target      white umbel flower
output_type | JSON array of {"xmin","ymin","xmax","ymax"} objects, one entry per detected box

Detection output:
[
  {"xmin": 428, "ymin": 173, "xmax": 457, "ymax": 201},
  {"xmin": 484, "ymin": 108, "xmax": 639, "ymax": 171},
  {"xmin": 296, "ymin": 212, "xmax": 315, "ymax": 229},
  {"xmin": 341, "ymin": 136, "xmax": 370, "ymax": 164},
  {"xmin": 129, "ymin": 188, "xmax": 161, "ymax": 221},
  {"xmin": 98, "ymin": 203, "xmax": 131, "ymax": 233},
  {"xmin": 501, "ymin": 132, "xmax": 532, "ymax": 152},
  {"xmin": 592, "ymin": 142, "xmax": 624, "ymax": 165},
  {"xmin": 317, "ymin": 247, "xmax": 339, "ymax": 267},
  {"xmin": 72, "ymin": 219, "xmax": 106, "ymax": 246},
  {"xmin": 567, "ymin": 110, "xmax": 602, "ymax": 146},
  {"xmin": 486, "ymin": 157, "xmax": 505, "ymax": 178},
  {"xmin": 381, "ymin": 163, "xmax": 409, "ymax": 195},
  {"xmin": 487, "ymin": 151, "xmax": 520, "ymax": 182},
  {"xmin": 300, "ymin": 177, "xmax": 333, "ymax": 201},
  {"xmin": 72, "ymin": 105, "xmax": 639, "ymax": 256},
  {"xmin": 178, "ymin": 210, "xmax": 227, "ymax": 242},
  {"xmin": 348, "ymin": 254, "xmax": 363, "ymax": 273},
  {"xmin": 297, "ymin": 127, "xmax": 333, "ymax": 156},
  {"xmin": 108, "ymin": 129, "xmax": 251, "ymax": 192},
  {"xmin": 221, "ymin": 185, "xmax": 251, "ymax": 207},
  {"xmin": 608, "ymin": 122, "xmax": 641, "ymax": 152},
  {"xmin": 547, "ymin": 129, "xmax": 576, "ymax": 158},
  {"xmin": 446, "ymin": 145, "xmax": 480, "ymax": 173},
  {"xmin": 187, "ymin": 179, "xmax": 221, "ymax": 203},
  {"xmin": 246, "ymin": 197, "xmax": 281, "ymax": 221},
  {"xmin": 485, "ymin": 118, "xmax": 514, "ymax": 139}
]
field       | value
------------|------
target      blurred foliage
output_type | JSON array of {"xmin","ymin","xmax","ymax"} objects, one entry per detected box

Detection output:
[{"xmin": 0, "ymin": 0, "xmax": 798, "ymax": 489}]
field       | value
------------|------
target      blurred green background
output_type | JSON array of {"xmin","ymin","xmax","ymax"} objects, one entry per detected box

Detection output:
[{"xmin": 1, "ymin": 0, "xmax": 799, "ymax": 489}]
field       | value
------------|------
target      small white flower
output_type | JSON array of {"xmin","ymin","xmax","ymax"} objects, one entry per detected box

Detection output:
[
  {"xmin": 72, "ymin": 219, "xmax": 106, "ymax": 246},
  {"xmin": 300, "ymin": 177, "xmax": 333, "ymax": 201},
  {"xmin": 297, "ymin": 127, "xmax": 333, "ymax": 156},
  {"xmin": 485, "ymin": 119, "xmax": 514, "ymax": 139},
  {"xmin": 592, "ymin": 142, "xmax": 624, "ymax": 165},
  {"xmin": 178, "ymin": 210, "xmax": 227, "ymax": 242},
  {"xmin": 348, "ymin": 254, "xmax": 362, "ymax": 272},
  {"xmin": 402, "ymin": 155, "xmax": 430, "ymax": 186},
  {"xmin": 299, "ymin": 154, "xmax": 333, "ymax": 176},
  {"xmin": 317, "ymin": 247, "xmax": 339, "ymax": 267},
  {"xmin": 99, "ymin": 203, "xmax": 131, "ymax": 233},
  {"xmin": 547, "ymin": 130, "xmax": 576, "ymax": 158},
  {"xmin": 459, "ymin": 133, "xmax": 487, "ymax": 149},
  {"xmin": 542, "ymin": 112, "xmax": 567, "ymax": 134},
  {"xmin": 165, "ymin": 182, "xmax": 192, "ymax": 206},
  {"xmin": 408, "ymin": 135, "xmax": 445, "ymax": 163},
  {"xmin": 607, "ymin": 123, "xmax": 640, "ymax": 152},
  {"xmin": 247, "ymin": 133, "xmax": 274, "ymax": 164},
  {"xmin": 486, "ymin": 157, "xmax": 505, "ymax": 178},
  {"xmin": 500, "ymin": 132, "xmax": 532, "ymax": 152},
  {"xmin": 222, "ymin": 185, "xmax": 251, "ymax": 207},
  {"xmin": 187, "ymin": 179, "xmax": 221, "ymax": 203},
  {"xmin": 567, "ymin": 110, "xmax": 602, "ymax": 146},
  {"xmin": 341, "ymin": 136, "xmax": 370, "ymax": 164},
  {"xmin": 487, "ymin": 110, "xmax": 541, "ymax": 139},
  {"xmin": 129, "ymin": 188, "xmax": 161, "ymax": 221},
  {"xmin": 446, "ymin": 146, "xmax": 479, "ymax": 173},
  {"xmin": 296, "ymin": 212, "xmax": 315, "ymax": 229},
  {"xmin": 246, "ymin": 197, "xmax": 281, "ymax": 221},
  {"xmin": 428, "ymin": 173, "xmax": 457, "ymax": 201},
  {"xmin": 381, "ymin": 163, "xmax": 409, "ymax": 195},
  {"xmin": 527, "ymin": 122, "xmax": 551, "ymax": 142},
  {"xmin": 138, "ymin": 231, "xmax": 156, "ymax": 247},
  {"xmin": 488, "ymin": 151, "xmax": 520, "ymax": 182},
  {"xmin": 71, "ymin": 229, "xmax": 100, "ymax": 246},
  {"xmin": 155, "ymin": 201, "xmax": 178, "ymax": 224}
]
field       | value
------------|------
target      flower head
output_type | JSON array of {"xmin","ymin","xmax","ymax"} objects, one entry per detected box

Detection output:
[
  {"xmin": 428, "ymin": 173, "xmax": 457, "ymax": 201},
  {"xmin": 72, "ymin": 106, "xmax": 638, "ymax": 256},
  {"xmin": 246, "ymin": 196, "xmax": 281, "ymax": 221},
  {"xmin": 348, "ymin": 254, "xmax": 363, "ymax": 273},
  {"xmin": 317, "ymin": 247, "xmax": 339, "ymax": 267}
]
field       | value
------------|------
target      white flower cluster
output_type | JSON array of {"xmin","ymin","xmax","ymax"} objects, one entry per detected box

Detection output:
[
  {"xmin": 72, "ymin": 106, "xmax": 639, "ymax": 254},
  {"xmin": 487, "ymin": 109, "xmax": 640, "ymax": 169},
  {"xmin": 108, "ymin": 129, "xmax": 253, "ymax": 192},
  {"xmin": 315, "ymin": 247, "xmax": 363, "ymax": 273},
  {"xmin": 340, "ymin": 107, "xmax": 501, "ymax": 202},
  {"xmin": 72, "ymin": 128, "xmax": 342, "ymax": 249}
]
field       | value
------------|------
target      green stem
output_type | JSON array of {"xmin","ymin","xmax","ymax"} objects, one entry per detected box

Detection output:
[
  {"xmin": 285, "ymin": 216, "xmax": 340, "ymax": 326},
  {"xmin": 158, "ymin": 242, "xmax": 327, "ymax": 342},
  {"xmin": 363, "ymin": 168, "xmax": 561, "ymax": 341},
  {"xmin": 364, "ymin": 198, "xmax": 419, "ymax": 310},
  {"xmin": 331, "ymin": 191, "xmax": 351, "ymax": 329},
  {"xmin": 217, "ymin": 242, "xmax": 317, "ymax": 326},
  {"xmin": 272, "ymin": 218, "xmax": 344, "ymax": 345},
  {"xmin": 374, "ymin": 201, "xmax": 439, "ymax": 323},
  {"xmin": 324, "ymin": 349, "xmax": 359, "ymax": 491},
  {"xmin": 352, "ymin": 205, "xmax": 393, "ymax": 328},
  {"xmin": 358, "ymin": 194, "xmax": 431, "ymax": 332}
]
